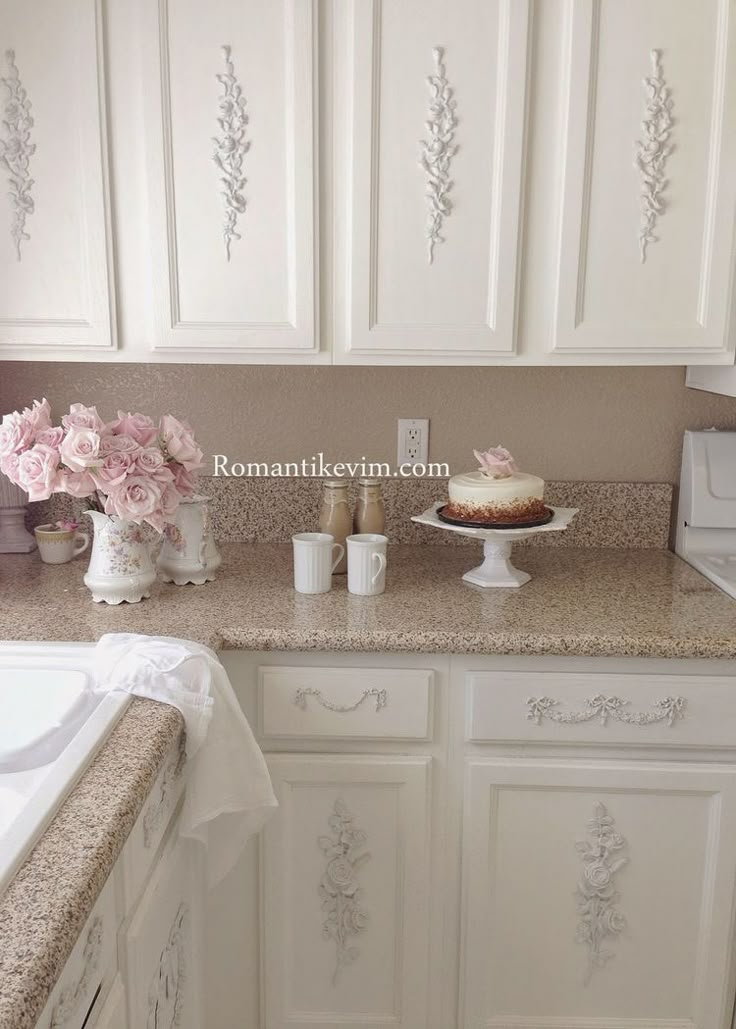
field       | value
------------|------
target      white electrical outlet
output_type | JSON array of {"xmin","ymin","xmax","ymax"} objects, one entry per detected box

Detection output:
[{"xmin": 397, "ymin": 418, "xmax": 429, "ymax": 467}]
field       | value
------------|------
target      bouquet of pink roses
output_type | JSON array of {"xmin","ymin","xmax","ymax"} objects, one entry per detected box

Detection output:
[{"xmin": 0, "ymin": 399, "xmax": 204, "ymax": 532}]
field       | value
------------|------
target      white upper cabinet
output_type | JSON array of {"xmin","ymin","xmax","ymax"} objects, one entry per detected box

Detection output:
[
  {"xmin": 332, "ymin": 0, "xmax": 530, "ymax": 361},
  {"xmin": 0, "ymin": 0, "xmax": 116, "ymax": 353},
  {"xmin": 140, "ymin": 0, "xmax": 318, "ymax": 357},
  {"xmin": 549, "ymin": 0, "xmax": 736, "ymax": 361}
]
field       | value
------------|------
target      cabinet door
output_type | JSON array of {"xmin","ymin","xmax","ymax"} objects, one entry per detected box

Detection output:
[
  {"xmin": 461, "ymin": 759, "xmax": 736, "ymax": 1029},
  {"xmin": 0, "ymin": 0, "xmax": 116, "ymax": 352},
  {"xmin": 551, "ymin": 0, "xmax": 736, "ymax": 360},
  {"xmin": 124, "ymin": 832, "xmax": 204, "ymax": 1029},
  {"xmin": 263, "ymin": 754, "xmax": 432, "ymax": 1029},
  {"xmin": 91, "ymin": 974, "xmax": 126, "ymax": 1029},
  {"xmin": 142, "ymin": 0, "xmax": 318, "ymax": 356},
  {"xmin": 333, "ymin": 0, "xmax": 529, "ymax": 361}
]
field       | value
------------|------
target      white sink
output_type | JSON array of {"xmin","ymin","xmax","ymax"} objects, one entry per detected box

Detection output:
[{"xmin": 0, "ymin": 643, "xmax": 130, "ymax": 894}]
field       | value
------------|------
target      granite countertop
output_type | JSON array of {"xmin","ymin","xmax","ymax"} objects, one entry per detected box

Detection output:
[
  {"xmin": 0, "ymin": 699, "xmax": 183, "ymax": 1029},
  {"xmin": 2, "ymin": 542, "xmax": 736, "ymax": 659}
]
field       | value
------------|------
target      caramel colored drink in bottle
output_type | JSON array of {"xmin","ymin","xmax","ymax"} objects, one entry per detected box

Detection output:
[
  {"xmin": 319, "ymin": 480, "xmax": 351, "ymax": 574},
  {"xmin": 354, "ymin": 478, "xmax": 385, "ymax": 535}
]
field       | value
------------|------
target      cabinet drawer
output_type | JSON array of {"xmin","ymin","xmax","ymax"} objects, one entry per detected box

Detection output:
[
  {"xmin": 35, "ymin": 875, "xmax": 117, "ymax": 1029},
  {"xmin": 120, "ymin": 734, "xmax": 186, "ymax": 910},
  {"xmin": 467, "ymin": 671, "xmax": 736, "ymax": 748},
  {"xmin": 259, "ymin": 666, "xmax": 433, "ymax": 740}
]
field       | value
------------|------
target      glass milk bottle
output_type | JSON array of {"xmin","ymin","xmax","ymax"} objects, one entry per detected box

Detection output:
[
  {"xmin": 354, "ymin": 478, "xmax": 385, "ymax": 535},
  {"xmin": 319, "ymin": 480, "xmax": 351, "ymax": 574}
]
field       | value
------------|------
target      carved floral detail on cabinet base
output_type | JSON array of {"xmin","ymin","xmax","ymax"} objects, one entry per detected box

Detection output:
[
  {"xmin": 635, "ymin": 49, "xmax": 674, "ymax": 263},
  {"xmin": 50, "ymin": 916, "xmax": 103, "ymax": 1028},
  {"xmin": 0, "ymin": 49, "xmax": 35, "ymax": 261},
  {"xmin": 213, "ymin": 45, "xmax": 249, "ymax": 261},
  {"xmin": 318, "ymin": 798, "xmax": 370, "ymax": 986},
  {"xmin": 419, "ymin": 46, "xmax": 458, "ymax": 265},
  {"xmin": 147, "ymin": 902, "xmax": 189, "ymax": 1029},
  {"xmin": 526, "ymin": 693, "xmax": 686, "ymax": 727},
  {"xmin": 575, "ymin": 802, "xmax": 628, "ymax": 984}
]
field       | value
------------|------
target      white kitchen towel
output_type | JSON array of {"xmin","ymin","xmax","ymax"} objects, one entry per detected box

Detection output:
[{"xmin": 93, "ymin": 632, "xmax": 277, "ymax": 887}]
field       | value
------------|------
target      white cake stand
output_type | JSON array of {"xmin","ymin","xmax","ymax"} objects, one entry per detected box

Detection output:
[{"xmin": 411, "ymin": 503, "xmax": 578, "ymax": 588}]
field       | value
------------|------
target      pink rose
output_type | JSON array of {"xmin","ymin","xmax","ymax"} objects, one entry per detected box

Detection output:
[
  {"xmin": 61, "ymin": 403, "xmax": 105, "ymax": 433},
  {"xmin": 104, "ymin": 476, "xmax": 162, "ymax": 526},
  {"xmin": 134, "ymin": 447, "xmax": 166, "ymax": 475},
  {"xmin": 91, "ymin": 450, "xmax": 134, "ymax": 490},
  {"xmin": 35, "ymin": 425, "xmax": 64, "ymax": 448},
  {"xmin": 21, "ymin": 398, "xmax": 52, "ymax": 436},
  {"xmin": 160, "ymin": 484, "xmax": 181, "ymax": 521},
  {"xmin": 171, "ymin": 463, "xmax": 198, "ymax": 498},
  {"xmin": 60, "ymin": 426, "xmax": 101, "ymax": 472},
  {"xmin": 473, "ymin": 446, "xmax": 518, "ymax": 479},
  {"xmin": 16, "ymin": 444, "xmax": 61, "ymax": 501},
  {"xmin": 0, "ymin": 410, "xmax": 34, "ymax": 458},
  {"xmin": 57, "ymin": 469, "xmax": 97, "ymax": 499},
  {"xmin": 159, "ymin": 414, "xmax": 204, "ymax": 472},
  {"xmin": 99, "ymin": 433, "xmax": 141, "ymax": 456},
  {"xmin": 0, "ymin": 451, "xmax": 21, "ymax": 484},
  {"xmin": 108, "ymin": 411, "xmax": 158, "ymax": 446}
]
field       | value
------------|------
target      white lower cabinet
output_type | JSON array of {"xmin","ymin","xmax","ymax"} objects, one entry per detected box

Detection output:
[
  {"xmin": 213, "ymin": 651, "xmax": 736, "ymax": 1029},
  {"xmin": 93, "ymin": 974, "xmax": 126, "ymax": 1029},
  {"xmin": 461, "ymin": 759, "xmax": 736, "ymax": 1029},
  {"xmin": 262, "ymin": 754, "xmax": 432, "ymax": 1029}
]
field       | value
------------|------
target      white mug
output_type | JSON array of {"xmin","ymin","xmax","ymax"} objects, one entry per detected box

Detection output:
[
  {"xmin": 34, "ymin": 524, "xmax": 89, "ymax": 565},
  {"xmin": 292, "ymin": 532, "xmax": 344, "ymax": 594},
  {"xmin": 347, "ymin": 533, "xmax": 388, "ymax": 596}
]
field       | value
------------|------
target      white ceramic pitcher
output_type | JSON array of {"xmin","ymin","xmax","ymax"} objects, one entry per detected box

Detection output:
[
  {"xmin": 83, "ymin": 510, "xmax": 156, "ymax": 604},
  {"xmin": 157, "ymin": 495, "xmax": 222, "ymax": 586}
]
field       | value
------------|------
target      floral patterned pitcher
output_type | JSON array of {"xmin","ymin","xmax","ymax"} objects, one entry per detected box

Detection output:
[
  {"xmin": 83, "ymin": 510, "xmax": 156, "ymax": 604},
  {"xmin": 157, "ymin": 495, "xmax": 221, "ymax": 586}
]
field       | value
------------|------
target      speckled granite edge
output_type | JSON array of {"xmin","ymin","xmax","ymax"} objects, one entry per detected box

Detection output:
[
  {"xmin": 0, "ymin": 699, "xmax": 183, "ymax": 1029},
  {"xmin": 28, "ymin": 478, "xmax": 674, "ymax": 549}
]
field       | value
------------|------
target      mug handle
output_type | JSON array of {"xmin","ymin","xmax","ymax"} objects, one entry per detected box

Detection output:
[
  {"xmin": 73, "ymin": 532, "xmax": 89, "ymax": 557},
  {"xmin": 331, "ymin": 543, "xmax": 345, "ymax": 572},
  {"xmin": 371, "ymin": 552, "xmax": 386, "ymax": 584}
]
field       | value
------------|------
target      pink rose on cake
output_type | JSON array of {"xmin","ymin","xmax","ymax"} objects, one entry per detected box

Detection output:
[{"xmin": 473, "ymin": 446, "xmax": 518, "ymax": 479}]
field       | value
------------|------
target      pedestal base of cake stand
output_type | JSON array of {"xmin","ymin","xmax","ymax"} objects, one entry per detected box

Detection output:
[
  {"xmin": 462, "ymin": 540, "xmax": 531, "ymax": 588},
  {"xmin": 410, "ymin": 502, "xmax": 579, "ymax": 589}
]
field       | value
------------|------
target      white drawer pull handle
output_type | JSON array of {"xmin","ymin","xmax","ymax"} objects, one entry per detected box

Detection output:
[
  {"xmin": 50, "ymin": 916, "xmax": 103, "ymax": 1027},
  {"xmin": 294, "ymin": 687, "xmax": 388, "ymax": 714},
  {"xmin": 526, "ymin": 694, "xmax": 686, "ymax": 727}
]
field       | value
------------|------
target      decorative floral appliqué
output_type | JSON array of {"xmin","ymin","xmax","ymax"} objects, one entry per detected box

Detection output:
[
  {"xmin": 419, "ymin": 46, "xmax": 458, "ymax": 264},
  {"xmin": 213, "ymin": 45, "xmax": 249, "ymax": 261},
  {"xmin": 163, "ymin": 522, "xmax": 186, "ymax": 555},
  {"xmin": 147, "ymin": 903, "xmax": 188, "ymax": 1029},
  {"xmin": 0, "ymin": 49, "xmax": 35, "ymax": 260},
  {"xmin": 634, "ymin": 49, "xmax": 674, "ymax": 263},
  {"xmin": 318, "ymin": 798, "xmax": 370, "ymax": 986},
  {"xmin": 100, "ymin": 520, "xmax": 145, "ymax": 576},
  {"xmin": 575, "ymin": 802, "xmax": 628, "ymax": 984}
]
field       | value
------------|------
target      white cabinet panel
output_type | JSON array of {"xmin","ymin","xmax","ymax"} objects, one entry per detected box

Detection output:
[
  {"xmin": 461, "ymin": 759, "xmax": 736, "ymax": 1029},
  {"xmin": 263, "ymin": 754, "xmax": 432, "ymax": 1029},
  {"xmin": 124, "ymin": 832, "xmax": 204, "ymax": 1029},
  {"xmin": 92, "ymin": 974, "xmax": 126, "ymax": 1029},
  {"xmin": 0, "ymin": 0, "xmax": 115, "ymax": 351},
  {"xmin": 334, "ymin": 0, "xmax": 529, "ymax": 359},
  {"xmin": 142, "ymin": 0, "xmax": 317, "ymax": 355},
  {"xmin": 551, "ymin": 0, "xmax": 736, "ymax": 358}
]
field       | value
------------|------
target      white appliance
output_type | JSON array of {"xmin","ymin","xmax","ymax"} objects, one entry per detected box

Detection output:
[{"xmin": 676, "ymin": 430, "xmax": 736, "ymax": 599}]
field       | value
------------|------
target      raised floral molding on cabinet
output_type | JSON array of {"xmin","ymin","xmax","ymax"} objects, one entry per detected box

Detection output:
[
  {"xmin": 0, "ymin": 49, "xmax": 35, "ymax": 261},
  {"xmin": 419, "ymin": 46, "xmax": 458, "ymax": 265},
  {"xmin": 318, "ymin": 798, "xmax": 371, "ymax": 985},
  {"xmin": 213, "ymin": 45, "xmax": 249, "ymax": 262},
  {"xmin": 143, "ymin": 737, "xmax": 186, "ymax": 849},
  {"xmin": 294, "ymin": 686, "xmax": 388, "ymax": 714},
  {"xmin": 0, "ymin": 0, "xmax": 116, "ymax": 352},
  {"xmin": 575, "ymin": 802, "xmax": 628, "ymax": 985},
  {"xmin": 526, "ymin": 693, "xmax": 686, "ymax": 727},
  {"xmin": 50, "ymin": 916, "xmax": 103, "ymax": 1028},
  {"xmin": 635, "ymin": 49, "xmax": 674, "ymax": 263},
  {"xmin": 147, "ymin": 903, "xmax": 189, "ymax": 1029}
]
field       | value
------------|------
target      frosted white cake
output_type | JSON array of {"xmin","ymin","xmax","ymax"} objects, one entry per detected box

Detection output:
[{"xmin": 445, "ymin": 447, "xmax": 546, "ymax": 524}]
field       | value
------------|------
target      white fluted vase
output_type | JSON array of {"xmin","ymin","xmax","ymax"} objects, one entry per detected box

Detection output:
[{"xmin": 157, "ymin": 495, "xmax": 221, "ymax": 586}]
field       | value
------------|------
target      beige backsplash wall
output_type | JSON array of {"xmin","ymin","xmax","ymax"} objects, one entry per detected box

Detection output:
[{"xmin": 2, "ymin": 363, "xmax": 736, "ymax": 482}]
